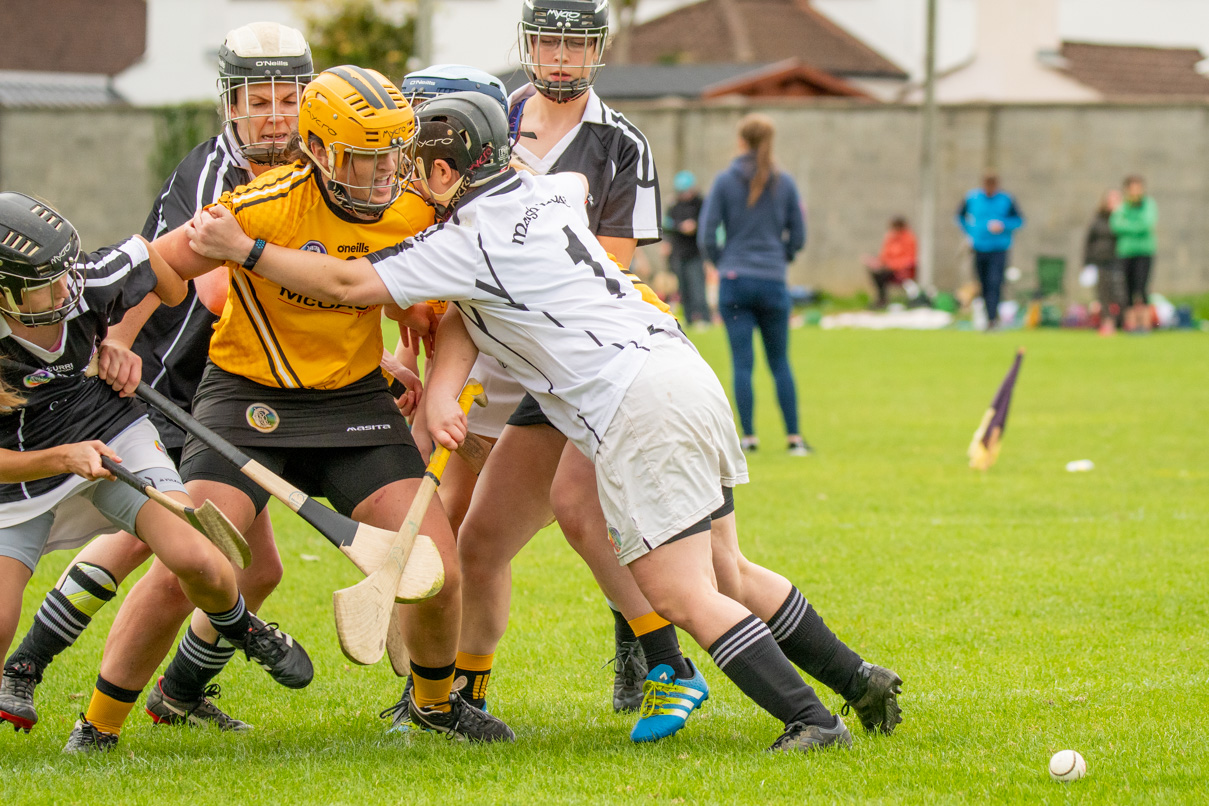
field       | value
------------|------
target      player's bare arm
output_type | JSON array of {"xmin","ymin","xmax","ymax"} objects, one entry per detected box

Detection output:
[
  {"xmin": 0, "ymin": 441, "xmax": 118, "ymax": 484},
  {"xmin": 151, "ymin": 221, "xmax": 226, "ymax": 282},
  {"xmin": 187, "ymin": 204, "xmax": 391, "ymax": 306},
  {"xmin": 425, "ymin": 311, "xmax": 479, "ymax": 451}
]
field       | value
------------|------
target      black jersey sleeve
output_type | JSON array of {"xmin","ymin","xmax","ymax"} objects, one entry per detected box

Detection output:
[
  {"xmin": 592, "ymin": 123, "xmax": 662, "ymax": 246},
  {"xmin": 80, "ymin": 238, "xmax": 159, "ymax": 327}
]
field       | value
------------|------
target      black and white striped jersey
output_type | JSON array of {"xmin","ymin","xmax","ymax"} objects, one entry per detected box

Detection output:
[
  {"xmin": 0, "ymin": 238, "xmax": 158, "ymax": 504},
  {"xmin": 509, "ymin": 85, "xmax": 661, "ymax": 246},
  {"xmin": 368, "ymin": 170, "xmax": 690, "ymax": 458},
  {"xmin": 136, "ymin": 131, "xmax": 252, "ymax": 448}
]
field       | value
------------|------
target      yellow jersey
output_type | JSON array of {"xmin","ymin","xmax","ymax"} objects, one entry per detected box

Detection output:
[{"xmin": 207, "ymin": 163, "xmax": 435, "ymax": 389}]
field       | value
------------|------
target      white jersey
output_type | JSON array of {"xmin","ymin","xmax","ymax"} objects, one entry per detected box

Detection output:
[{"xmin": 369, "ymin": 171, "xmax": 689, "ymax": 458}]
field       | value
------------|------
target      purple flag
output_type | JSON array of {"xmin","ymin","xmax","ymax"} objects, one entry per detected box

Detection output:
[{"xmin": 969, "ymin": 348, "xmax": 1024, "ymax": 470}]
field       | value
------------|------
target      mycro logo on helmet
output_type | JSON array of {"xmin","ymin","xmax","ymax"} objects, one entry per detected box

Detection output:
[
  {"xmin": 304, "ymin": 108, "xmax": 337, "ymax": 137},
  {"xmin": 549, "ymin": 9, "xmax": 582, "ymax": 18},
  {"xmin": 419, "ymin": 137, "xmax": 455, "ymax": 147}
]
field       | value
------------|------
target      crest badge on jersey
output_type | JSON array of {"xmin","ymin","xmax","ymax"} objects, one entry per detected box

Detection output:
[
  {"xmin": 154, "ymin": 440, "xmax": 167, "ymax": 454},
  {"xmin": 23, "ymin": 369, "xmax": 54, "ymax": 388},
  {"xmin": 246, "ymin": 403, "xmax": 280, "ymax": 433},
  {"xmin": 607, "ymin": 525, "xmax": 622, "ymax": 556},
  {"xmin": 300, "ymin": 240, "xmax": 327, "ymax": 254}
]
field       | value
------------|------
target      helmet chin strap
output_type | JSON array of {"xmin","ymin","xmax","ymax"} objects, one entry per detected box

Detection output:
[{"xmin": 415, "ymin": 158, "xmax": 468, "ymax": 222}]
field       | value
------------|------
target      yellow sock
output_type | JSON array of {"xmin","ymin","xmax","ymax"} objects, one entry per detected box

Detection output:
[
  {"xmin": 628, "ymin": 611, "xmax": 671, "ymax": 638},
  {"xmin": 455, "ymin": 651, "xmax": 494, "ymax": 703},
  {"xmin": 411, "ymin": 664, "xmax": 455, "ymax": 713},
  {"xmin": 84, "ymin": 685, "xmax": 137, "ymax": 736}
]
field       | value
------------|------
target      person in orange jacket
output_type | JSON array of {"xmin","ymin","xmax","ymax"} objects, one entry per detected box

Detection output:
[{"xmin": 864, "ymin": 217, "xmax": 917, "ymax": 308}]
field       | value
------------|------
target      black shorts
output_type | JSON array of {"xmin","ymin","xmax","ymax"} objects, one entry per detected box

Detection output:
[
  {"xmin": 180, "ymin": 441, "xmax": 426, "ymax": 516},
  {"xmin": 506, "ymin": 393, "xmax": 554, "ymax": 428},
  {"xmin": 183, "ymin": 363, "xmax": 413, "ymax": 456},
  {"xmin": 179, "ymin": 362, "xmax": 424, "ymax": 514}
]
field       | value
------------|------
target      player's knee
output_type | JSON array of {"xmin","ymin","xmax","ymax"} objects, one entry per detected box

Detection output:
[
  {"xmin": 171, "ymin": 542, "xmax": 235, "ymax": 594},
  {"xmin": 239, "ymin": 554, "xmax": 283, "ymax": 604},
  {"xmin": 458, "ymin": 540, "xmax": 498, "ymax": 588}
]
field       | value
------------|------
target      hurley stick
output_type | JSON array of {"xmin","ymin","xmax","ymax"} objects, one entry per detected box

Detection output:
[
  {"xmin": 101, "ymin": 456, "xmax": 251, "ymax": 569},
  {"xmin": 133, "ymin": 381, "xmax": 443, "ymax": 602},
  {"xmin": 333, "ymin": 379, "xmax": 486, "ymax": 665}
]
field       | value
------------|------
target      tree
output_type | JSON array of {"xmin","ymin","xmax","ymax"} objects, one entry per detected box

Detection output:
[{"xmin": 296, "ymin": 0, "xmax": 416, "ymax": 79}]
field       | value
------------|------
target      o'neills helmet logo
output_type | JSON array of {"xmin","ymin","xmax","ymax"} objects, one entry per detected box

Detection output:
[
  {"xmin": 255, "ymin": 60, "xmax": 291, "ymax": 67},
  {"xmin": 246, "ymin": 403, "xmax": 280, "ymax": 433}
]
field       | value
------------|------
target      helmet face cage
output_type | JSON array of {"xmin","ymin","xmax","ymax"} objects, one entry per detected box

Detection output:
[
  {"xmin": 0, "ymin": 194, "xmax": 85, "ymax": 326},
  {"xmin": 0, "ymin": 266, "xmax": 85, "ymax": 327},
  {"xmin": 219, "ymin": 75, "xmax": 314, "ymax": 165},
  {"xmin": 518, "ymin": 0, "xmax": 609, "ymax": 103},
  {"xmin": 323, "ymin": 136, "xmax": 417, "ymax": 216},
  {"xmin": 299, "ymin": 67, "xmax": 420, "ymax": 217},
  {"xmin": 217, "ymin": 23, "xmax": 314, "ymax": 165}
]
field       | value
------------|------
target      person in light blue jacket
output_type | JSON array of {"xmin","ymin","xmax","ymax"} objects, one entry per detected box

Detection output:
[
  {"xmin": 956, "ymin": 172, "xmax": 1023, "ymax": 330},
  {"xmin": 700, "ymin": 113, "xmax": 809, "ymax": 456}
]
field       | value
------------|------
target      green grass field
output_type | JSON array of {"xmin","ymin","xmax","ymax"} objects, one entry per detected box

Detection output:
[{"xmin": 5, "ymin": 328, "xmax": 1208, "ymax": 805}]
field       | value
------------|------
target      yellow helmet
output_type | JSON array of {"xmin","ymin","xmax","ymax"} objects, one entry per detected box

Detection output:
[{"xmin": 299, "ymin": 66, "xmax": 418, "ymax": 216}]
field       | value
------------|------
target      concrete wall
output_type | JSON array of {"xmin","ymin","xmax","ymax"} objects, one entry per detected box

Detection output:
[
  {"xmin": 0, "ymin": 108, "xmax": 162, "ymax": 246},
  {"xmin": 3, "ymin": 100, "xmax": 1208, "ymax": 296},
  {"xmin": 617, "ymin": 98, "xmax": 1209, "ymax": 296}
]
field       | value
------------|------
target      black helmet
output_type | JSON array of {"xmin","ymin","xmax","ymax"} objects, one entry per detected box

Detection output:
[
  {"xmin": 0, "ymin": 192, "xmax": 83, "ymax": 327},
  {"xmin": 518, "ymin": 0, "xmax": 609, "ymax": 103},
  {"xmin": 217, "ymin": 22, "xmax": 315, "ymax": 165},
  {"xmin": 414, "ymin": 91, "xmax": 513, "ymax": 219}
]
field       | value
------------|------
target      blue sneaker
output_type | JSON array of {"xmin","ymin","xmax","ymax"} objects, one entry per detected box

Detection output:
[{"xmin": 630, "ymin": 659, "xmax": 709, "ymax": 743}]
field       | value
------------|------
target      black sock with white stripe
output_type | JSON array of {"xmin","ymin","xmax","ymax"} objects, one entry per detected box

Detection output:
[
  {"xmin": 6, "ymin": 562, "xmax": 117, "ymax": 673},
  {"xmin": 161, "ymin": 627, "xmax": 237, "ymax": 702},
  {"xmin": 708, "ymin": 614, "xmax": 833, "ymax": 727},
  {"xmin": 204, "ymin": 595, "xmax": 252, "ymax": 644},
  {"xmin": 767, "ymin": 587, "xmax": 864, "ymax": 701}
]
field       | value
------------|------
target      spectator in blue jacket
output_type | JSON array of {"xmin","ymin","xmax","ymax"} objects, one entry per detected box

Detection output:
[
  {"xmin": 700, "ymin": 113, "xmax": 810, "ymax": 456},
  {"xmin": 956, "ymin": 172, "xmax": 1024, "ymax": 330}
]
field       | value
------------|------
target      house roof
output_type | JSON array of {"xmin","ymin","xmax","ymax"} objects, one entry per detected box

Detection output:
[
  {"xmin": 0, "ymin": 0, "xmax": 146, "ymax": 76},
  {"xmin": 1060, "ymin": 41, "xmax": 1209, "ymax": 98},
  {"xmin": 0, "ymin": 71, "xmax": 127, "ymax": 109},
  {"xmin": 617, "ymin": 0, "xmax": 907, "ymax": 79},
  {"xmin": 497, "ymin": 61, "xmax": 871, "ymax": 101},
  {"xmin": 700, "ymin": 59, "xmax": 872, "ymax": 99}
]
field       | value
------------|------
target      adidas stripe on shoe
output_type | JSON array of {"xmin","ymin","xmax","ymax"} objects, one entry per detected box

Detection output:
[{"xmin": 630, "ymin": 659, "xmax": 709, "ymax": 743}]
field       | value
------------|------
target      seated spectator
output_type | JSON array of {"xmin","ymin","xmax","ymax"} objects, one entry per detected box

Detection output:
[{"xmin": 864, "ymin": 216, "xmax": 917, "ymax": 308}]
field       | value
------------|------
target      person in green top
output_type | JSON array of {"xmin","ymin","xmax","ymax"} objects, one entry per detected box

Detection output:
[{"xmin": 1109, "ymin": 175, "xmax": 1158, "ymax": 332}]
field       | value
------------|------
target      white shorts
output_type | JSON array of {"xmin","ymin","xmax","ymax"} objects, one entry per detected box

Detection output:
[
  {"xmin": 594, "ymin": 336, "xmax": 748, "ymax": 565},
  {"xmin": 0, "ymin": 418, "xmax": 185, "ymax": 571},
  {"xmin": 465, "ymin": 353, "xmax": 527, "ymax": 439}
]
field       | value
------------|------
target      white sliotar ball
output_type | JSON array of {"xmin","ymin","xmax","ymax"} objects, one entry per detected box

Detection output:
[{"xmin": 1049, "ymin": 749, "xmax": 1087, "ymax": 782}]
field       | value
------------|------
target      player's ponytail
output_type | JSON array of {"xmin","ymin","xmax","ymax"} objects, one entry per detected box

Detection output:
[
  {"xmin": 0, "ymin": 378, "xmax": 24, "ymax": 413},
  {"xmin": 738, "ymin": 113, "xmax": 776, "ymax": 208}
]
